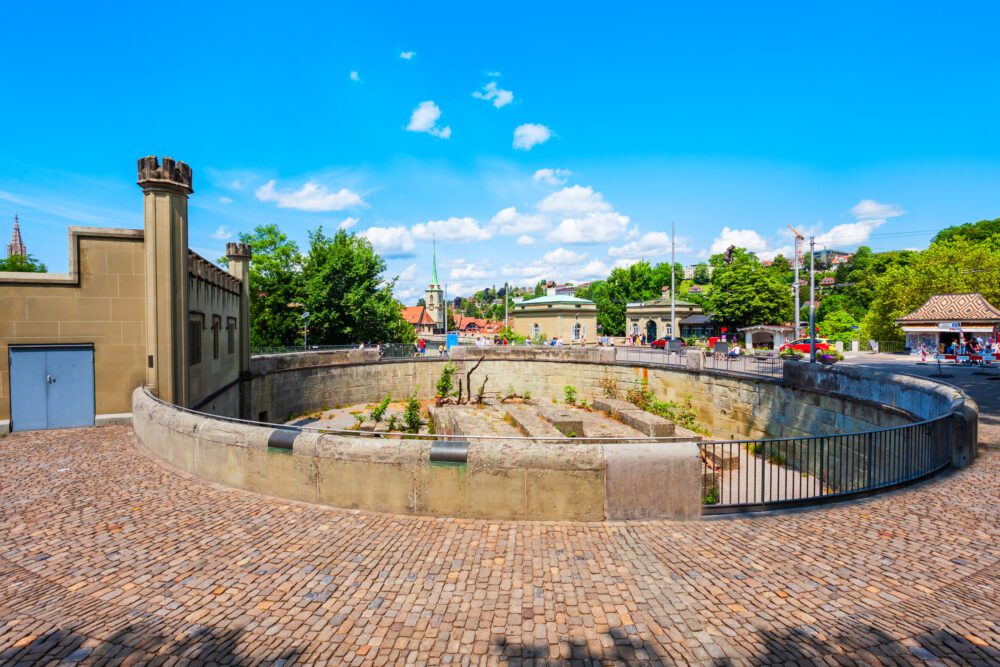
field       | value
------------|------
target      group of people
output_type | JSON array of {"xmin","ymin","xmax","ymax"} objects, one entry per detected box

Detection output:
[{"xmin": 917, "ymin": 337, "xmax": 1000, "ymax": 364}]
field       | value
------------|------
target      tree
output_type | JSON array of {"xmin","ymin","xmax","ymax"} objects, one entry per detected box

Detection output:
[
  {"xmin": 416, "ymin": 297, "xmax": 426, "ymax": 307},
  {"xmin": 818, "ymin": 310, "xmax": 859, "ymax": 343},
  {"xmin": 862, "ymin": 236, "xmax": 1000, "ymax": 341},
  {"xmin": 229, "ymin": 224, "xmax": 304, "ymax": 348},
  {"xmin": 0, "ymin": 253, "xmax": 46, "ymax": 272},
  {"xmin": 692, "ymin": 262, "xmax": 711, "ymax": 285},
  {"xmin": 302, "ymin": 228, "xmax": 415, "ymax": 345},
  {"xmin": 932, "ymin": 217, "xmax": 1000, "ymax": 245},
  {"xmin": 706, "ymin": 248, "xmax": 793, "ymax": 328}
]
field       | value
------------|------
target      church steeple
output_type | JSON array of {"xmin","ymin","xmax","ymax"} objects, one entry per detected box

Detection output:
[
  {"xmin": 430, "ymin": 238, "xmax": 440, "ymax": 287},
  {"xmin": 7, "ymin": 214, "xmax": 26, "ymax": 258}
]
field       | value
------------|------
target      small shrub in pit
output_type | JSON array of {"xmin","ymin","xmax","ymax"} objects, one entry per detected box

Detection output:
[
  {"xmin": 403, "ymin": 394, "xmax": 422, "ymax": 433},
  {"xmin": 563, "ymin": 385, "xmax": 577, "ymax": 405}
]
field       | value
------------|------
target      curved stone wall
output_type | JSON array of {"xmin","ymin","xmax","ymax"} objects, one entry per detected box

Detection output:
[
  {"xmin": 132, "ymin": 387, "xmax": 701, "ymax": 521},
  {"xmin": 247, "ymin": 348, "xmax": 962, "ymax": 441},
  {"xmin": 132, "ymin": 348, "xmax": 977, "ymax": 521}
]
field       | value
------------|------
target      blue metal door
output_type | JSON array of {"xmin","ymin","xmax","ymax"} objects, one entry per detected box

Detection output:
[{"xmin": 9, "ymin": 345, "xmax": 95, "ymax": 431}]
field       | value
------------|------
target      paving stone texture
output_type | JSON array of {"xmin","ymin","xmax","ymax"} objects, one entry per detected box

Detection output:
[{"xmin": 1, "ymin": 363, "xmax": 998, "ymax": 665}]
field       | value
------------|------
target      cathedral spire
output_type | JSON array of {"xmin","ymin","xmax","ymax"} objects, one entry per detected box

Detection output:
[{"xmin": 7, "ymin": 214, "xmax": 26, "ymax": 258}]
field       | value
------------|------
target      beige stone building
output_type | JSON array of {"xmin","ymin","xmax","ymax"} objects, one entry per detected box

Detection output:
[
  {"xmin": 625, "ymin": 287, "xmax": 703, "ymax": 340},
  {"xmin": 0, "ymin": 156, "xmax": 251, "ymax": 432},
  {"xmin": 511, "ymin": 286, "xmax": 598, "ymax": 343}
]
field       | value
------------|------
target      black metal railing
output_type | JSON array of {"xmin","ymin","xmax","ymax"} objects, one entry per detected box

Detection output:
[
  {"xmin": 699, "ymin": 415, "xmax": 953, "ymax": 514},
  {"xmin": 615, "ymin": 346, "xmax": 783, "ymax": 378},
  {"xmin": 614, "ymin": 346, "xmax": 688, "ymax": 369}
]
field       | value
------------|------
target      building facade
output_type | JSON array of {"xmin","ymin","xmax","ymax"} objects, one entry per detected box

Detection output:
[
  {"xmin": 896, "ymin": 292, "xmax": 1000, "ymax": 352},
  {"xmin": 0, "ymin": 156, "xmax": 251, "ymax": 432},
  {"xmin": 625, "ymin": 287, "xmax": 704, "ymax": 340},
  {"xmin": 512, "ymin": 286, "xmax": 597, "ymax": 343}
]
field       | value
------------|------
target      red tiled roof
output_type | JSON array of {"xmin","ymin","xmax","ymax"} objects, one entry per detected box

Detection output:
[
  {"xmin": 402, "ymin": 306, "xmax": 435, "ymax": 326},
  {"xmin": 897, "ymin": 293, "xmax": 1000, "ymax": 323}
]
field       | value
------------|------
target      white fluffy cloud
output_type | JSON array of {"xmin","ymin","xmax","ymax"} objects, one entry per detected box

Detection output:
[
  {"xmin": 532, "ymin": 168, "xmax": 572, "ymax": 186},
  {"xmin": 546, "ymin": 212, "xmax": 631, "ymax": 245},
  {"xmin": 400, "ymin": 51, "xmax": 415, "ymax": 60},
  {"xmin": 362, "ymin": 226, "xmax": 415, "ymax": 257},
  {"xmin": 472, "ymin": 81, "xmax": 514, "ymax": 108},
  {"xmin": 513, "ymin": 123, "xmax": 552, "ymax": 150},
  {"xmin": 536, "ymin": 185, "xmax": 631, "ymax": 244},
  {"xmin": 709, "ymin": 227, "xmax": 769, "ymax": 255},
  {"xmin": 851, "ymin": 199, "xmax": 905, "ymax": 220},
  {"xmin": 543, "ymin": 247, "xmax": 588, "ymax": 265},
  {"xmin": 516, "ymin": 235, "xmax": 535, "ymax": 246},
  {"xmin": 501, "ymin": 257, "xmax": 610, "ymax": 284},
  {"xmin": 491, "ymin": 206, "xmax": 549, "ymax": 235},
  {"xmin": 210, "ymin": 225, "xmax": 234, "ymax": 240},
  {"xmin": 411, "ymin": 217, "xmax": 493, "ymax": 243},
  {"xmin": 450, "ymin": 260, "xmax": 492, "ymax": 280},
  {"xmin": 406, "ymin": 101, "xmax": 451, "ymax": 139},
  {"xmin": 339, "ymin": 217, "xmax": 359, "ymax": 230},
  {"xmin": 537, "ymin": 185, "xmax": 611, "ymax": 215},
  {"xmin": 255, "ymin": 180, "xmax": 365, "ymax": 212},
  {"xmin": 397, "ymin": 263, "xmax": 419, "ymax": 281},
  {"xmin": 349, "ymin": 70, "xmax": 360, "ymax": 82},
  {"xmin": 608, "ymin": 232, "xmax": 692, "ymax": 258},
  {"xmin": 218, "ymin": 196, "xmax": 233, "ymax": 205}
]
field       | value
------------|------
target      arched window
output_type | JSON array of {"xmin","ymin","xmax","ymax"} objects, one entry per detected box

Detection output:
[
  {"xmin": 572, "ymin": 322, "xmax": 582, "ymax": 340},
  {"xmin": 531, "ymin": 323, "xmax": 541, "ymax": 337}
]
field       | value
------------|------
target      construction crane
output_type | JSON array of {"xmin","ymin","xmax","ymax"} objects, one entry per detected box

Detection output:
[{"xmin": 787, "ymin": 225, "xmax": 805, "ymax": 338}]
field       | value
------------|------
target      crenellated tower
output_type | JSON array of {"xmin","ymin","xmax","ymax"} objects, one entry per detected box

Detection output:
[{"xmin": 138, "ymin": 155, "xmax": 194, "ymax": 407}]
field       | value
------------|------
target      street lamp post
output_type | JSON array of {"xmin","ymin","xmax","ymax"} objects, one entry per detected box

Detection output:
[
  {"xmin": 302, "ymin": 310, "xmax": 310, "ymax": 349},
  {"xmin": 808, "ymin": 237, "xmax": 817, "ymax": 363}
]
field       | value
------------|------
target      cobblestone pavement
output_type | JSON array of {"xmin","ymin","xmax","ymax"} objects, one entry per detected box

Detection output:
[{"xmin": 1, "ymin": 404, "xmax": 998, "ymax": 664}]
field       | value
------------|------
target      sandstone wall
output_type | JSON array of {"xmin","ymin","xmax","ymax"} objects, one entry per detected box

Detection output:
[{"xmin": 133, "ymin": 387, "xmax": 701, "ymax": 521}]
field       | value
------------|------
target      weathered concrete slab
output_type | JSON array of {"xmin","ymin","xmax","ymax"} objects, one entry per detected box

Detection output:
[
  {"xmin": 502, "ymin": 404, "xmax": 567, "ymax": 439},
  {"xmin": 592, "ymin": 397, "xmax": 676, "ymax": 437},
  {"xmin": 537, "ymin": 406, "xmax": 585, "ymax": 437},
  {"xmin": 604, "ymin": 442, "xmax": 701, "ymax": 520}
]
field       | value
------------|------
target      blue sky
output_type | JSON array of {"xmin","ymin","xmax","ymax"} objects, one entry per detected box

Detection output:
[{"xmin": 2, "ymin": 2, "xmax": 999, "ymax": 302}]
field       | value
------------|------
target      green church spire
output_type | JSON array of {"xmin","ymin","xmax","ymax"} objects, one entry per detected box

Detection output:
[{"xmin": 431, "ymin": 238, "xmax": 439, "ymax": 286}]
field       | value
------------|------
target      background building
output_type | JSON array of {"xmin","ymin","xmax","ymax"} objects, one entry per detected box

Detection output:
[
  {"xmin": 512, "ymin": 284, "xmax": 597, "ymax": 343},
  {"xmin": 896, "ymin": 293, "xmax": 1000, "ymax": 352},
  {"xmin": 625, "ymin": 286, "xmax": 704, "ymax": 340}
]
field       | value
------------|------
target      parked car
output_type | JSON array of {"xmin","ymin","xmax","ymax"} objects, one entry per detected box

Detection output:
[
  {"xmin": 779, "ymin": 337, "xmax": 831, "ymax": 353},
  {"xmin": 650, "ymin": 337, "xmax": 686, "ymax": 350}
]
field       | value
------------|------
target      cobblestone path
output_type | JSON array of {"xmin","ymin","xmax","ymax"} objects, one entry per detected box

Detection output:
[{"xmin": 0, "ymin": 426, "xmax": 997, "ymax": 665}]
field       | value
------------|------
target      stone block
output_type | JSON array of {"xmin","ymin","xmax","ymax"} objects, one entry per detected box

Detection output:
[
  {"xmin": 604, "ymin": 442, "xmax": 701, "ymax": 520},
  {"xmin": 592, "ymin": 397, "xmax": 675, "ymax": 437}
]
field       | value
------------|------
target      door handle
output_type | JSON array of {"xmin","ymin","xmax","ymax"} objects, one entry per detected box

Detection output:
[{"xmin": 47, "ymin": 374, "xmax": 56, "ymax": 384}]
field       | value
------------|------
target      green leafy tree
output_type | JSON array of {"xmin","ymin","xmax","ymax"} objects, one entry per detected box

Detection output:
[
  {"xmin": 229, "ymin": 224, "xmax": 304, "ymax": 348},
  {"xmin": 0, "ymin": 253, "xmax": 46, "ymax": 272},
  {"xmin": 302, "ymin": 228, "xmax": 415, "ymax": 345},
  {"xmin": 692, "ymin": 262, "xmax": 711, "ymax": 285},
  {"xmin": 818, "ymin": 310, "xmax": 859, "ymax": 342},
  {"xmin": 862, "ymin": 236, "xmax": 1000, "ymax": 341},
  {"xmin": 932, "ymin": 217, "xmax": 1000, "ymax": 245},
  {"xmin": 706, "ymin": 248, "xmax": 793, "ymax": 328}
]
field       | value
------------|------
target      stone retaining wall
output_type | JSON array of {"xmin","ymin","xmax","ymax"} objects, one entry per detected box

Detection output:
[
  {"xmin": 132, "ymin": 387, "xmax": 701, "ymax": 521},
  {"xmin": 131, "ymin": 347, "xmax": 977, "ymax": 520}
]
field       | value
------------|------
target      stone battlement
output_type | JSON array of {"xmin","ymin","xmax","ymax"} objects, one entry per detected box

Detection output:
[
  {"xmin": 225, "ymin": 242, "xmax": 252, "ymax": 260},
  {"xmin": 137, "ymin": 156, "xmax": 193, "ymax": 193}
]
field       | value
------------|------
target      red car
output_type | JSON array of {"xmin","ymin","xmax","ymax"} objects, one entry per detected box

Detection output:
[
  {"xmin": 650, "ymin": 337, "xmax": 686, "ymax": 349},
  {"xmin": 779, "ymin": 337, "xmax": 831, "ymax": 353}
]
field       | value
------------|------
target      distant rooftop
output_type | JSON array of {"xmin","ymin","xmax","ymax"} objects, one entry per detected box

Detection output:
[{"xmin": 515, "ymin": 294, "xmax": 595, "ymax": 307}]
